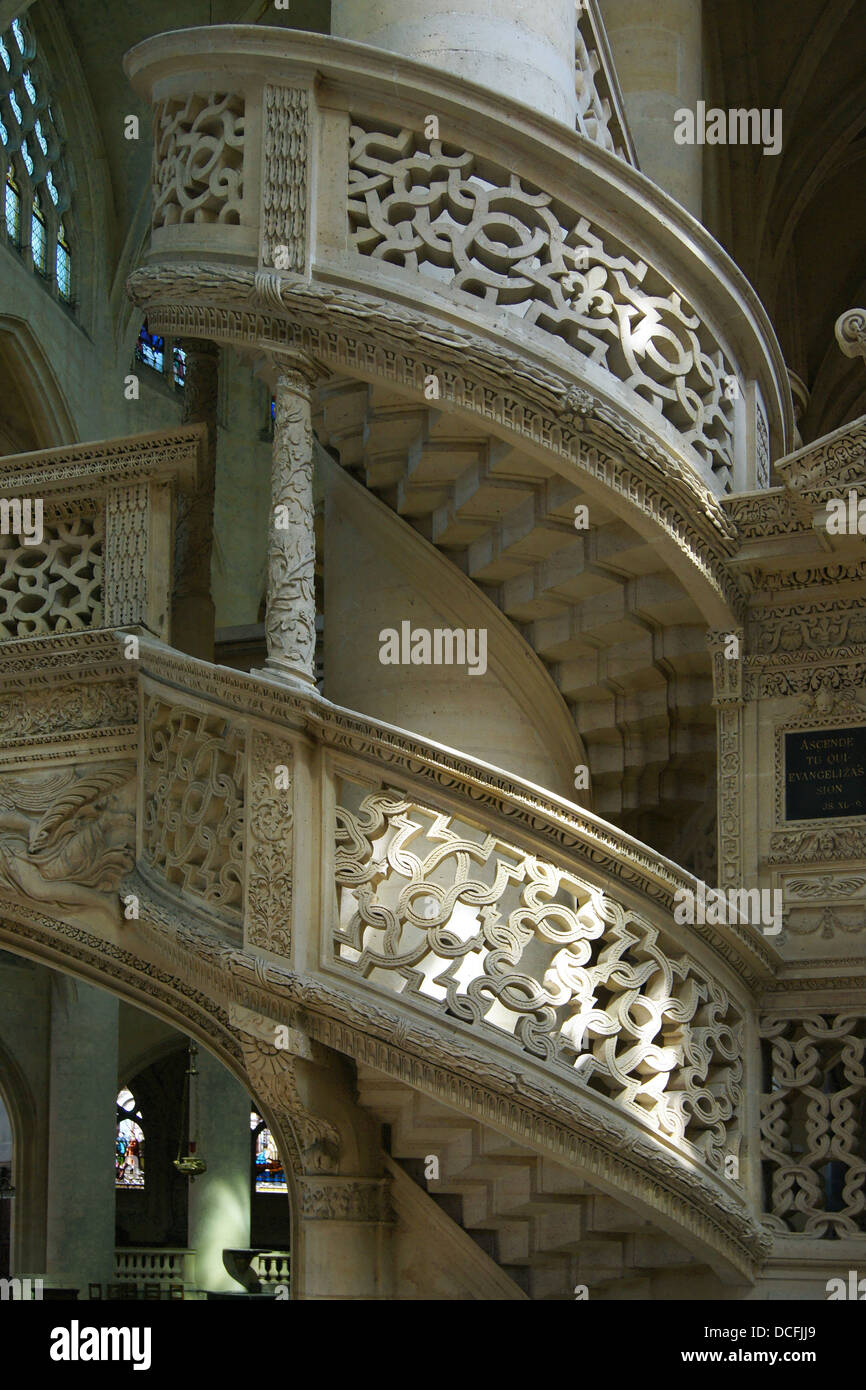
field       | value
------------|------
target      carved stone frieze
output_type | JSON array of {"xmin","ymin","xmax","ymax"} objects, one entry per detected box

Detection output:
[
  {"xmin": 0, "ymin": 680, "xmax": 137, "ymax": 745},
  {"xmin": 768, "ymin": 825, "xmax": 866, "ymax": 865},
  {"xmin": 297, "ymin": 1177, "xmax": 393, "ymax": 1222}
]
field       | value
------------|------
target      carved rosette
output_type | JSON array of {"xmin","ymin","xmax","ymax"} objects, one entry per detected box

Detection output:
[{"xmin": 265, "ymin": 354, "xmax": 320, "ymax": 685}]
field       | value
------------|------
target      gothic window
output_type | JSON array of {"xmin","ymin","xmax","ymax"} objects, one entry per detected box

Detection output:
[
  {"xmin": 0, "ymin": 13, "xmax": 73, "ymax": 304},
  {"xmin": 30, "ymin": 192, "xmax": 45, "ymax": 271},
  {"xmin": 172, "ymin": 345, "xmax": 186, "ymax": 387},
  {"xmin": 116, "ymin": 1087, "xmax": 145, "ymax": 1189},
  {"xmin": 4, "ymin": 171, "xmax": 19, "ymax": 242},
  {"xmin": 250, "ymin": 1110, "xmax": 286, "ymax": 1193},
  {"xmin": 56, "ymin": 219, "xmax": 70, "ymax": 299}
]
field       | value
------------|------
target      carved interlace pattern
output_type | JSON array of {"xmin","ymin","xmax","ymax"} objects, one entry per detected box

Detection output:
[
  {"xmin": 0, "ymin": 515, "xmax": 103, "ymax": 639},
  {"xmin": 142, "ymin": 697, "xmax": 245, "ymax": 920},
  {"xmin": 334, "ymin": 790, "xmax": 743, "ymax": 1172},
  {"xmin": 348, "ymin": 123, "xmax": 736, "ymax": 480},
  {"xmin": 153, "ymin": 92, "xmax": 245, "ymax": 229},
  {"xmin": 574, "ymin": 5, "xmax": 632, "ymax": 162},
  {"xmin": 760, "ymin": 1014, "xmax": 866, "ymax": 1237},
  {"xmin": 247, "ymin": 731, "xmax": 294, "ymax": 956}
]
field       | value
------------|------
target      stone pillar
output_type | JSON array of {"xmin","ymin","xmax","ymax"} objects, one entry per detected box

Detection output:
[
  {"xmin": 599, "ymin": 0, "xmax": 703, "ymax": 218},
  {"xmin": 263, "ymin": 352, "xmax": 319, "ymax": 687},
  {"xmin": 45, "ymin": 977, "xmax": 118, "ymax": 1295},
  {"xmin": 295, "ymin": 1177, "xmax": 394, "ymax": 1301},
  {"xmin": 172, "ymin": 338, "xmax": 220, "ymax": 661},
  {"xmin": 331, "ymin": 0, "xmax": 578, "ymax": 127},
  {"xmin": 186, "ymin": 1048, "xmax": 251, "ymax": 1294}
]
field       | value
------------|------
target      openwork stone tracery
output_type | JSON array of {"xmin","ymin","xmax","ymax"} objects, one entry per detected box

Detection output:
[
  {"xmin": 348, "ymin": 122, "xmax": 737, "ymax": 481},
  {"xmin": 334, "ymin": 786, "xmax": 743, "ymax": 1174},
  {"xmin": 760, "ymin": 1014, "xmax": 866, "ymax": 1237}
]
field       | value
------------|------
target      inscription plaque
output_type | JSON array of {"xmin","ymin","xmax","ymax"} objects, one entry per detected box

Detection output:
[{"xmin": 785, "ymin": 727, "xmax": 866, "ymax": 821}]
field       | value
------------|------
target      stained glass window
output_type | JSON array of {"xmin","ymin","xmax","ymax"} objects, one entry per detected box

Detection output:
[
  {"xmin": 251, "ymin": 1111, "xmax": 286, "ymax": 1193},
  {"xmin": 4, "ymin": 173, "xmax": 19, "ymax": 243},
  {"xmin": 116, "ymin": 1088, "xmax": 145, "ymax": 1189},
  {"xmin": 136, "ymin": 323, "xmax": 164, "ymax": 372},
  {"xmin": 56, "ymin": 220, "xmax": 70, "ymax": 299},
  {"xmin": 172, "ymin": 345, "xmax": 186, "ymax": 387},
  {"xmin": 31, "ymin": 194, "xmax": 45, "ymax": 271},
  {"xmin": 0, "ymin": 14, "xmax": 72, "ymax": 304}
]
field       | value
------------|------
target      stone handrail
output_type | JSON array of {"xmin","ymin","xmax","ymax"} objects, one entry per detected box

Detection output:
[
  {"xmin": 0, "ymin": 428, "xmax": 202, "ymax": 645},
  {"xmin": 128, "ymin": 638, "xmax": 770, "ymax": 1268},
  {"xmin": 125, "ymin": 27, "xmax": 791, "ymax": 500}
]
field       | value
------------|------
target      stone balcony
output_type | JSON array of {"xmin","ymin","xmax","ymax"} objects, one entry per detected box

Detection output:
[{"xmin": 124, "ymin": 26, "xmax": 793, "ymax": 508}]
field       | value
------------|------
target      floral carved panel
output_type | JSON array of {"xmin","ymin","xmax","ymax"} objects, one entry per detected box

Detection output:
[{"xmin": 246, "ymin": 730, "xmax": 294, "ymax": 957}]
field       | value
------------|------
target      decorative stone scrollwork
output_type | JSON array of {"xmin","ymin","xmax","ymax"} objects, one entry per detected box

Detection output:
[
  {"xmin": 153, "ymin": 92, "xmax": 245, "ymax": 229},
  {"xmin": 348, "ymin": 122, "xmax": 737, "ymax": 480},
  {"xmin": 142, "ymin": 696, "xmax": 245, "ymax": 922},
  {"xmin": 334, "ymin": 788, "xmax": 743, "ymax": 1174},
  {"xmin": 0, "ymin": 515, "xmax": 103, "ymax": 639},
  {"xmin": 835, "ymin": 308, "xmax": 866, "ymax": 363},
  {"xmin": 247, "ymin": 730, "xmax": 294, "ymax": 956},
  {"xmin": 237, "ymin": 1020, "xmax": 340, "ymax": 1175},
  {"xmin": 760, "ymin": 1013, "xmax": 866, "ymax": 1236}
]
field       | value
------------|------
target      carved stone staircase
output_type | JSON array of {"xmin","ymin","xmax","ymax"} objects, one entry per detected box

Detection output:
[
  {"xmin": 356, "ymin": 1063, "xmax": 722, "ymax": 1300},
  {"xmin": 316, "ymin": 377, "xmax": 718, "ymax": 870}
]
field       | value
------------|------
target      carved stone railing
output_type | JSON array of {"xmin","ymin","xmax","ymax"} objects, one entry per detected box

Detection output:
[
  {"xmin": 125, "ymin": 28, "xmax": 791, "ymax": 501},
  {"xmin": 0, "ymin": 428, "xmax": 202, "ymax": 645},
  {"xmin": 122, "ymin": 638, "xmax": 773, "ymax": 1275},
  {"xmin": 574, "ymin": 0, "xmax": 637, "ymax": 164}
]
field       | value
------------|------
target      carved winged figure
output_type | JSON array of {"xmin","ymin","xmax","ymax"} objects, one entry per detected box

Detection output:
[{"xmin": 0, "ymin": 763, "xmax": 135, "ymax": 928}]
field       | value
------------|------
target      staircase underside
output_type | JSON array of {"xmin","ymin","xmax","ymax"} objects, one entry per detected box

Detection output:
[
  {"xmin": 316, "ymin": 376, "xmax": 718, "ymax": 871},
  {"xmin": 356, "ymin": 1063, "xmax": 735, "ymax": 1300}
]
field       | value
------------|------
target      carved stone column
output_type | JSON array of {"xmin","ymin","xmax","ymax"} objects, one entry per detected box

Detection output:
[
  {"xmin": 173, "ymin": 338, "xmax": 219, "ymax": 661},
  {"xmin": 263, "ymin": 352, "xmax": 320, "ymax": 686}
]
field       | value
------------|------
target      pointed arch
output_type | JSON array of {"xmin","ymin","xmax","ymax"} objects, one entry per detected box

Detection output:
[{"xmin": 0, "ymin": 313, "xmax": 77, "ymax": 449}]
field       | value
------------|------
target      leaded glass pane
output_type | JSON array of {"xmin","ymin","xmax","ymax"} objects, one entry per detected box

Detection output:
[{"xmin": 4, "ymin": 174, "xmax": 19, "ymax": 241}]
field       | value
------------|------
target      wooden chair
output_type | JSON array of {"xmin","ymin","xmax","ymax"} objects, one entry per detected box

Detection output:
[
  {"xmin": 88, "ymin": 1283, "xmax": 102, "ymax": 1300},
  {"xmin": 168, "ymin": 1283, "xmax": 185, "ymax": 1300},
  {"xmin": 143, "ymin": 1283, "xmax": 162, "ymax": 1301}
]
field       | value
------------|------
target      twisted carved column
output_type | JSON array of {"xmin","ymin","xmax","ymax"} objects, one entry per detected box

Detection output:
[
  {"xmin": 265, "ymin": 352, "xmax": 321, "ymax": 685},
  {"xmin": 173, "ymin": 337, "xmax": 220, "ymax": 660}
]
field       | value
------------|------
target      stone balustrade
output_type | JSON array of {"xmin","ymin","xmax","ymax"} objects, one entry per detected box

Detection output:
[
  {"xmin": 0, "ymin": 428, "xmax": 202, "ymax": 646},
  {"xmin": 126, "ymin": 635, "xmax": 770, "ymax": 1271},
  {"xmin": 113, "ymin": 1246, "xmax": 196, "ymax": 1291},
  {"xmin": 125, "ymin": 27, "xmax": 791, "ymax": 501}
]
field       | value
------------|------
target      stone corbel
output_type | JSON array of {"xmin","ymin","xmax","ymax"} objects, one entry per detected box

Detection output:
[
  {"xmin": 835, "ymin": 309, "xmax": 866, "ymax": 364},
  {"xmin": 232, "ymin": 1005, "xmax": 341, "ymax": 1176}
]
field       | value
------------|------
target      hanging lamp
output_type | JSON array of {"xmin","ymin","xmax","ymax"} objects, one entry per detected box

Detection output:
[{"xmin": 173, "ymin": 1041, "xmax": 207, "ymax": 1178}]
